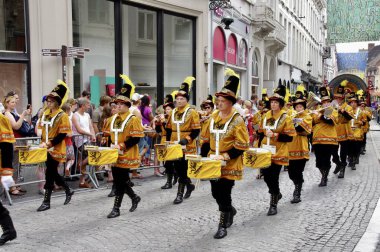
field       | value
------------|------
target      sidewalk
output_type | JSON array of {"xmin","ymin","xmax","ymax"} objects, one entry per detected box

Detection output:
[{"xmin": 355, "ymin": 122, "xmax": 380, "ymax": 252}]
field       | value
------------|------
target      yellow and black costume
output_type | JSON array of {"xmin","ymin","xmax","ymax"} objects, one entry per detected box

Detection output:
[
  {"xmin": 287, "ymin": 91, "xmax": 312, "ymax": 203},
  {"xmin": 331, "ymin": 81, "xmax": 354, "ymax": 178},
  {"xmin": 311, "ymin": 86, "xmax": 338, "ymax": 187},
  {"xmin": 0, "ymin": 113, "xmax": 17, "ymax": 245},
  {"xmin": 104, "ymin": 75, "xmax": 145, "ymax": 218},
  {"xmin": 347, "ymin": 92, "xmax": 366, "ymax": 170},
  {"xmin": 258, "ymin": 84, "xmax": 296, "ymax": 215},
  {"xmin": 201, "ymin": 69, "xmax": 249, "ymax": 239},
  {"xmin": 166, "ymin": 77, "xmax": 201, "ymax": 204},
  {"xmin": 37, "ymin": 80, "xmax": 74, "ymax": 212}
]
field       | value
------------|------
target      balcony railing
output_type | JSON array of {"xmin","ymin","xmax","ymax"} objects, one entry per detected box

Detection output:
[{"xmin": 252, "ymin": 3, "xmax": 276, "ymax": 37}]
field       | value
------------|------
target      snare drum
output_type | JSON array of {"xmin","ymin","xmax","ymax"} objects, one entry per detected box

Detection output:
[
  {"xmin": 243, "ymin": 148, "xmax": 271, "ymax": 169},
  {"xmin": 19, "ymin": 147, "xmax": 47, "ymax": 165},
  {"xmin": 86, "ymin": 146, "xmax": 119, "ymax": 166},
  {"xmin": 186, "ymin": 156, "xmax": 221, "ymax": 179},
  {"xmin": 155, "ymin": 143, "xmax": 183, "ymax": 161}
]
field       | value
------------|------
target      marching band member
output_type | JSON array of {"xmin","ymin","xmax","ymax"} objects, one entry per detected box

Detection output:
[
  {"xmin": 0, "ymin": 112, "xmax": 17, "ymax": 245},
  {"xmin": 201, "ymin": 69, "xmax": 249, "ymax": 239},
  {"xmin": 331, "ymin": 81, "xmax": 354, "ymax": 179},
  {"xmin": 287, "ymin": 91, "xmax": 312, "ymax": 203},
  {"xmin": 37, "ymin": 81, "xmax": 75, "ymax": 211},
  {"xmin": 199, "ymin": 97, "xmax": 215, "ymax": 157},
  {"xmin": 155, "ymin": 97, "xmax": 176, "ymax": 189},
  {"xmin": 311, "ymin": 87, "xmax": 338, "ymax": 187},
  {"xmin": 166, "ymin": 77, "xmax": 201, "ymax": 204},
  {"xmin": 347, "ymin": 92, "xmax": 365, "ymax": 170},
  {"xmin": 105, "ymin": 75, "xmax": 145, "ymax": 218},
  {"xmin": 359, "ymin": 94, "xmax": 371, "ymax": 154},
  {"xmin": 259, "ymin": 85, "xmax": 296, "ymax": 216}
]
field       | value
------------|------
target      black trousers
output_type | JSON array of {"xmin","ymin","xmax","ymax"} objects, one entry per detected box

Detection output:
[
  {"xmin": 0, "ymin": 202, "xmax": 9, "ymax": 218},
  {"xmin": 288, "ymin": 159, "xmax": 307, "ymax": 185},
  {"xmin": 164, "ymin": 161, "xmax": 175, "ymax": 175},
  {"xmin": 348, "ymin": 141, "xmax": 362, "ymax": 158},
  {"xmin": 44, "ymin": 153, "xmax": 66, "ymax": 190},
  {"xmin": 362, "ymin": 133, "xmax": 367, "ymax": 149},
  {"xmin": 262, "ymin": 164, "xmax": 282, "ymax": 195},
  {"xmin": 313, "ymin": 144, "xmax": 336, "ymax": 170},
  {"xmin": 0, "ymin": 142, "xmax": 13, "ymax": 169},
  {"xmin": 111, "ymin": 167, "xmax": 136, "ymax": 198},
  {"xmin": 210, "ymin": 178, "xmax": 235, "ymax": 212},
  {"xmin": 332, "ymin": 141, "xmax": 350, "ymax": 167},
  {"xmin": 173, "ymin": 157, "xmax": 191, "ymax": 184}
]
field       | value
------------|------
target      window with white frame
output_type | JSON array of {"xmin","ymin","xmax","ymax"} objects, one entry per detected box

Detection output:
[{"xmin": 138, "ymin": 9, "xmax": 155, "ymax": 42}]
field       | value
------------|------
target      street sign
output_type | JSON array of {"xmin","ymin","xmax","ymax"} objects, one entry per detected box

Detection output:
[
  {"xmin": 41, "ymin": 49, "xmax": 61, "ymax": 53},
  {"xmin": 42, "ymin": 53, "xmax": 61, "ymax": 56}
]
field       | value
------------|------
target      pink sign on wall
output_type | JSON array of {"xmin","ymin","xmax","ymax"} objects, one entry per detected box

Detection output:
[
  {"xmin": 227, "ymin": 34, "xmax": 237, "ymax": 65},
  {"xmin": 213, "ymin": 27, "xmax": 225, "ymax": 61}
]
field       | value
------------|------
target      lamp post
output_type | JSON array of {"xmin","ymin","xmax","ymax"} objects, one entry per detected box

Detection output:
[
  {"xmin": 209, "ymin": 0, "xmax": 233, "ymax": 95},
  {"xmin": 307, "ymin": 60, "xmax": 312, "ymax": 92}
]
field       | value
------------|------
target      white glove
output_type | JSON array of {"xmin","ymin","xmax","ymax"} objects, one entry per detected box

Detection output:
[{"xmin": 1, "ymin": 176, "xmax": 15, "ymax": 191}]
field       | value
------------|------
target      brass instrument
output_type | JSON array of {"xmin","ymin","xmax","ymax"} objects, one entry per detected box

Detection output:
[{"xmin": 306, "ymin": 91, "xmax": 322, "ymax": 109}]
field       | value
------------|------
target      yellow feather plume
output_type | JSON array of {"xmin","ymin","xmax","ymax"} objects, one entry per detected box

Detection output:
[
  {"xmin": 356, "ymin": 90, "xmax": 364, "ymax": 99},
  {"xmin": 183, "ymin": 76, "xmax": 195, "ymax": 91},
  {"xmin": 284, "ymin": 88, "xmax": 291, "ymax": 103},
  {"xmin": 120, "ymin": 74, "xmax": 135, "ymax": 98},
  {"xmin": 341, "ymin": 80, "xmax": 348, "ymax": 87},
  {"xmin": 171, "ymin": 90, "xmax": 178, "ymax": 100},
  {"xmin": 296, "ymin": 84, "xmax": 305, "ymax": 93},
  {"xmin": 56, "ymin": 79, "xmax": 69, "ymax": 107},
  {"xmin": 262, "ymin": 88, "xmax": 267, "ymax": 95}
]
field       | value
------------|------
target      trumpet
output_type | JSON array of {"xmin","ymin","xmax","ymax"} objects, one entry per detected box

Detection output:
[
  {"xmin": 306, "ymin": 91, "xmax": 322, "ymax": 109},
  {"xmin": 310, "ymin": 106, "xmax": 334, "ymax": 118}
]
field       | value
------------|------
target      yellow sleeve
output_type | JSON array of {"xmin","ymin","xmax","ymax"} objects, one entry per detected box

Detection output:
[
  {"xmin": 126, "ymin": 116, "xmax": 144, "ymax": 137},
  {"xmin": 190, "ymin": 109, "xmax": 201, "ymax": 130},
  {"xmin": 282, "ymin": 116, "xmax": 297, "ymax": 136},
  {"xmin": 166, "ymin": 111, "xmax": 173, "ymax": 129},
  {"xmin": 200, "ymin": 118, "xmax": 211, "ymax": 144},
  {"xmin": 299, "ymin": 114, "xmax": 313, "ymax": 134},
  {"xmin": 102, "ymin": 117, "xmax": 112, "ymax": 136},
  {"xmin": 58, "ymin": 113, "xmax": 72, "ymax": 134},
  {"xmin": 233, "ymin": 117, "xmax": 250, "ymax": 150}
]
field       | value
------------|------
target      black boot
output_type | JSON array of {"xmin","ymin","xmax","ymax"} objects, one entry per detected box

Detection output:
[
  {"xmin": 355, "ymin": 155, "xmax": 359, "ymax": 165},
  {"xmin": 37, "ymin": 189, "xmax": 52, "ymax": 211},
  {"xmin": 214, "ymin": 211, "xmax": 229, "ymax": 239},
  {"xmin": 351, "ymin": 157, "xmax": 357, "ymax": 170},
  {"xmin": 125, "ymin": 186, "xmax": 141, "ymax": 212},
  {"xmin": 0, "ymin": 210, "xmax": 17, "ymax": 246},
  {"xmin": 172, "ymin": 173, "xmax": 178, "ymax": 186},
  {"xmin": 291, "ymin": 184, "xmax": 302, "ymax": 204},
  {"xmin": 267, "ymin": 194, "xmax": 281, "ymax": 216},
  {"xmin": 226, "ymin": 206, "xmax": 237, "ymax": 228},
  {"xmin": 338, "ymin": 166, "xmax": 346, "ymax": 178},
  {"xmin": 107, "ymin": 194, "xmax": 123, "ymax": 218},
  {"xmin": 161, "ymin": 173, "xmax": 173, "ymax": 189},
  {"xmin": 173, "ymin": 183, "xmax": 185, "ymax": 204},
  {"xmin": 183, "ymin": 182, "xmax": 195, "ymax": 199},
  {"xmin": 63, "ymin": 184, "xmax": 74, "ymax": 205},
  {"xmin": 360, "ymin": 146, "xmax": 365, "ymax": 155},
  {"xmin": 333, "ymin": 164, "xmax": 342, "ymax": 174},
  {"xmin": 318, "ymin": 169, "xmax": 327, "ymax": 187},
  {"xmin": 108, "ymin": 184, "xmax": 116, "ymax": 197}
]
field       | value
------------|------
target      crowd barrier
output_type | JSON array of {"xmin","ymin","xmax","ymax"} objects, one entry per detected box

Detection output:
[{"xmin": 1, "ymin": 130, "xmax": 165, "ymax": 205}]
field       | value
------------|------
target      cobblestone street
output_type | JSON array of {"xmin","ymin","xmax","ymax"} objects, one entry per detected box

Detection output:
[{"xmin": 2, "ymin": 129, "xmax": 380, "ymax": 252}]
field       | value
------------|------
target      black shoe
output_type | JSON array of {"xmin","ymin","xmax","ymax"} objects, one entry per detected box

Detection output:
[
  {"xmin": 0, "ymin": 213, "xmax": 17, "ymax": 246},
  {"xmin": 351, "ymin": 165, "xmax": 356, "ymax": 170},
  {"xmin": 338, "ymin": 167, "xmax": 345, "ymax": 178},
  {"xmin": 173, "ymin": 183, "xmax": 185, "ymax": 204},
  {"xmin": 214, "ymin": 212, "xmax": 229, "ymax": 239},
  {"xmin": 333, "ymin": 164, "xmax": 342, "ymax": 174},
  {"xmin": 129, "ymin": 196, "xmax": 141, "ymax": 212},
  {"xmin": 161, "ymin": 174, "xmax": 173, "ymax": 189},
  {"xmin": 183, "ymin": 183, "xmax": 195, "ymax": 199},
  {"xmin": 267, "ymin": 194, "xmax": 280, "ymax": 216},
  {"xmin": 108, "ymin": 189, "xmax": 116, "ymax": 197},
  {"xmin": 64, "ymin": 188, "xmax": 74, "ymax": 205},
  {"xmin": 37, "ymin": 202, "xmax": 50, "ymax": 212},
  {"xmin": 107, "ymin": 207, "xmax": 120, "ymax": 218},
  {"xmin": 161, "ymin": 182, "xmax": 172, "ymax": 189},
  {"xmin": 290, "ymin": 184, "xmax": 302, "ymax": 204},
  {"xmin": 226, "ymin": 207, "xmax": 237, "ymax": 228}
]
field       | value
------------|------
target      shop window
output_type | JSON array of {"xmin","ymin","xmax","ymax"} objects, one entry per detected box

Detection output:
[
  {"xmin": 0, "ymin": 0, "xmax": 26, "ymax": 52},
  {"xmin": 138, "ymin": 10, "xmax": 155, "ymax": 42},
  {"xmin": 174, "ymin": 17, "xmax": 191, "ymax": 41},
  {"xmin": 88, "ymin": 0, "xmax": 109, "ymax": 24}
]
